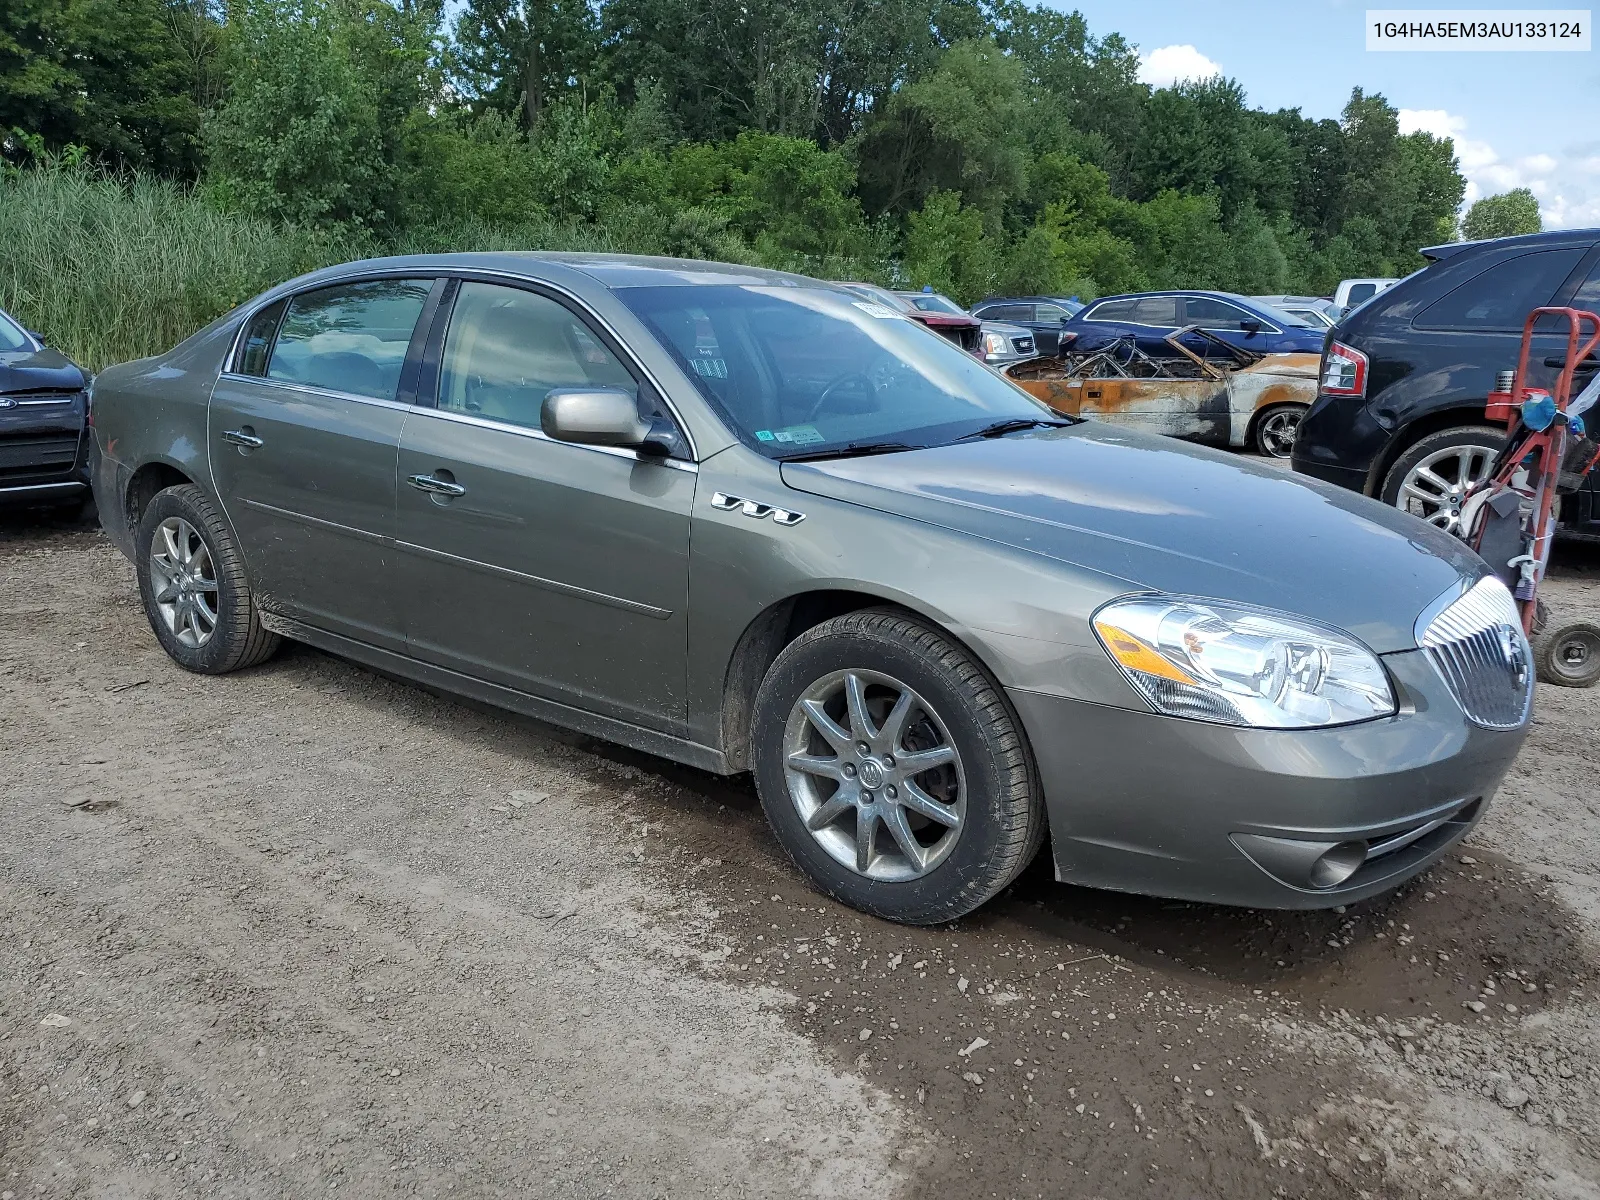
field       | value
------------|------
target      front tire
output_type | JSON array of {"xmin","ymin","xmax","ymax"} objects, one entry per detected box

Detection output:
[
  {"xmin": 750, "ymin": 609, "xmax": 1044, "ymax": 925},
  {"xmin": 135, "ymin": 484, "xmax": 279, "ymax": 674}
]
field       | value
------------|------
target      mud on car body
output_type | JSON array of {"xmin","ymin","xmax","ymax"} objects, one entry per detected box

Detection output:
[{"xmin": 89, "ymin": 253, "xmax": 1531, "ymax": 923}]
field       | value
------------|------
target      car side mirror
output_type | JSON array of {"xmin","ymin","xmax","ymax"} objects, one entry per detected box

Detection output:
[
  {"xmin": 1238, "ymin": 319, "xmax": 1262, "ymax": 334},
  {"xmin": 541, "ymin": 388, "xmax": 655, "ymax": 449}
]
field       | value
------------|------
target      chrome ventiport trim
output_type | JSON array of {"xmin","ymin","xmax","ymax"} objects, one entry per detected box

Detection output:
[{"xmin": 711, "ymin": 491, "xmax": 806, "ymax": 525}]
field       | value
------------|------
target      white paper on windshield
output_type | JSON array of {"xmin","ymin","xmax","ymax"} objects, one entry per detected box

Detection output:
[{"xmin": 852, "ymin": 301, "xmax": 900, "ymax": 319}]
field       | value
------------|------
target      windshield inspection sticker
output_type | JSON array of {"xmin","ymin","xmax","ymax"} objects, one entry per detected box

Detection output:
[
  {"xmin": 771, "ymin": 425, "xmax": 825, "ymax": 445},
  {"xmin": 851, "ymin": 301, "xmax": 900, "ymax": 319}
]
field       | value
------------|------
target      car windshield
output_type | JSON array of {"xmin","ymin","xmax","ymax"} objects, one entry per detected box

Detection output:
[
  {"xmin": 0, "ymin": 310, "xmax": 31, "ymax": 351},
  {"xmin": 617, "ymin": 284, "xmax": 1058, "ymax": 458},
  {"xmin": 902, "ymin": 293, "xmax": 967, "ymax": 315}
]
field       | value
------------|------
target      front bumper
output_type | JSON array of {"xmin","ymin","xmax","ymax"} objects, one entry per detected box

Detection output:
[
  {"xmin": 1009, "ymin": 648, "xmax": 1528, "ymax": 908},
  {"xmin": 0, "ymin": 392, "xmax": 90, "ymax": 505}
]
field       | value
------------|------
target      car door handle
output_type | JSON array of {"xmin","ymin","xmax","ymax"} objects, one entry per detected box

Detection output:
[
  {"xmin": 407, "ymin": 473, "xmax": 466, "ymax": 497},
  {"xmin": 221, "ymin": 429, "xmax": 264, "ymax": 448}
]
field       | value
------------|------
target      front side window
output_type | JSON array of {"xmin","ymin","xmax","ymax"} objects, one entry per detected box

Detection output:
[
  {"xmin": 1418, "ymin": 249, "xmax": 1586, "ymax": 330},
  {"xmin": 267, "ymin": 279, "xmax": 432, "ymax": 401},
  {"xmin": 617, "ymin": 283, "xmax": 1056, "ymax": 459},
  {"xmin": 1183, "ymin": 296, "xmax": 1254, "ymax": 327},
  {"xmin": 1347, "ymin": 283, "xmax": 1378, "ymax": 305},
  {"xmin": 978, "ymin": 304, "xmax": 1032, "ymax": 322},
  {"xmin": 1034, "ymin": 303, "xmax": 1069, "ymax": 322},
  {"xmin": 437, "ymin": 282, "xmax": 637, "ymax": 431}
]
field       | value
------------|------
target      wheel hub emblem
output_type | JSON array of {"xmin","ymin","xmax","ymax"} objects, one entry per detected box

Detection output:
[{"xmin": 858, "ymin": 759, "xmax": 886, "ymax": 789}]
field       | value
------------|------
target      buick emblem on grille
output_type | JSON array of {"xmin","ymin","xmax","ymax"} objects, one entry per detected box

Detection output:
[{"xmin": 1498, "ymin": 623, "xmax": 1530, "ymax": 690}]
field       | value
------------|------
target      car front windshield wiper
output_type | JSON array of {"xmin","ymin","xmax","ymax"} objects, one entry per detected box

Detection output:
[
  {"xmin": 955, "ymin": 417, "xmax": 1076, "ymax": 441},
  {"xmin": 776, "ymin": 440, "xmax": 925, "ymax": 463}
]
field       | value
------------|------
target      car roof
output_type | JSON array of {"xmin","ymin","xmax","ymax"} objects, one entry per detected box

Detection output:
[
  {"xmin": 976, "ymin": 295, "xmax": 1079, "ymax": 305},
  {"xmin": 289, "ymin": 251, "xmax": 828, "ymax": 291},
  {"xmin": 1421, "ymin": 228, "xmax": 1600, "ymax": 262},
  {"xmin": 1082, "ymin": 289, "xmax": 1265, "ymax": 308}
]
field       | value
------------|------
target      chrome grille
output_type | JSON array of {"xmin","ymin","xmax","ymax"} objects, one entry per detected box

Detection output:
[{"xmin": 1417, "ymin": 578, "xmax": 1532, "ymax": 729}]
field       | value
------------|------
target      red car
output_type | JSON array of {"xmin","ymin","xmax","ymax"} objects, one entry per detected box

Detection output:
[{"xmin": 835, "ymin": 283, "xmax": 984, "ymax": 357}]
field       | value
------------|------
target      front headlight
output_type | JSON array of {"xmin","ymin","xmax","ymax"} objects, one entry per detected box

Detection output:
[
  {"xmin": 1093, "ymin": 596, "xmax": 1395, "ymax": 729},
  {"xmin": 982, "ymin": 331, "xmax": 1007, "ymax": 357}
]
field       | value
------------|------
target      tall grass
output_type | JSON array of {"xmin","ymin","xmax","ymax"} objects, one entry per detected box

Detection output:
[
  {"xmin": 0, "ymin": 164, "xmax": 896, "ymax": 373},
  {"xmin": 0, "ymin": 164, "xmax": 350, "ymax": 372}
]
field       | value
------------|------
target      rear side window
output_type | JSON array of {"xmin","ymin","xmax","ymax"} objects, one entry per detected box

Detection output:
[
  {"xmin": 1085, "ymin": 299, "xmax": 1137, "ymax": 322},
  {"xmin": 235, "ymin": 299, "xmax": 287, "ymax": 376},
  {"xmin": 1417, "ymin": 249, "xmax": 1586, "ymax": 331},
  {"xmin": 267, "ymin": 279, "xmax": 432, "ymax": 401},
  {"xmin": 436, "ymin": 282, "xmax": 636, "ymax": 430}
]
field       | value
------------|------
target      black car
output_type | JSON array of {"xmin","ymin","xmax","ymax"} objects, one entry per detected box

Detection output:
[
  {"xmin": 1293, "ymin": 229, "xmax": 1600, "ymax": 537},
  {"xmin": 970, "ymin": 296, "xmax": 1082, "ymax": 354},
  {"xmin": 0, "ymin": 308, "xmax": 92, "ymax": 514}
]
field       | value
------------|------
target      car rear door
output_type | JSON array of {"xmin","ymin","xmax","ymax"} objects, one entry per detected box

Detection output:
[
  {"xmin": 209, "ymin": 276, "xmax": 441, "ymax": 651},
  {"xmin": 393, "ymin": 278, "xmax": 694, "ymax": 733},
  {"xmin": 1034, "ymin": 303, "xmax": 1075, "ymax": 354},
  {"xmin": 1558, "ymin": 252, "xmax": 1600, "ymax": 532}
]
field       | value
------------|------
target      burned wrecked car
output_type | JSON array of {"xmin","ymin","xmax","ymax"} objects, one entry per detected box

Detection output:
[{"xmin": 1006, "ymin": 326, "xmax": 1317, "ymax": 458}]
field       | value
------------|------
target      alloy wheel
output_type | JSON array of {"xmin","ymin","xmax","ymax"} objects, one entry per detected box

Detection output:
[
  {"xmin": 1257, "ymin": 408, "xmax": 1302, "ymax": 458},
  {"xmin": 782, "ymin": 669, "xmax": 966, "ymax": 882},
  {"xmin": 150, "ymin": 517, "xmax": 219, "ymax": 648},
  {"xmin": 1398, "ymin": 444, "xmax": 1498, "ymax": 535}
]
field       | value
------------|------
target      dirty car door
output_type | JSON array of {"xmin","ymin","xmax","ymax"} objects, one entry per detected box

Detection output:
[
  {"xmin": 209, "ymin": 278, "xmax": 438, "ymax": 650},
  {"xmin": 394, "ymin": 280, "xmax": 694, "ymax": 732}
]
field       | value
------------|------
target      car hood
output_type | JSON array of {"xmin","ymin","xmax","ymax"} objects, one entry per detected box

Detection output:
[
  {"xmin": 779, "ymin": 424, "xmax": 1484, "ymax": 653},
  {"xmin": 0, "ymin": 345, "xmax": 87, "ymax": 394}
]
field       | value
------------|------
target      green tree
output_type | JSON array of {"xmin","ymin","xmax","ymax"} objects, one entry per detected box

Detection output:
[
  {"xmin": 452, "ymin": 0, "xmax": 596, "ymax": 131},
  {"xmin": 0, "ymin": 0, "xmax": 219, "ymax": 175},
  {"xmin": 903, "ymin": 189, "xmax": 995, "ymax": 302},
  {"xmin": 1463, "ymin": 187, "xmax": 1542, "ymax": 240},
  {"xmin": 206, "ymin": 0, "xmax": 439, "ymax": 231}
]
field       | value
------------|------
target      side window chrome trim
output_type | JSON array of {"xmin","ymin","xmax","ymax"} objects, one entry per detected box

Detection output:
[
  {"xmin": 218, "ymin": 264, "xmax": 701, "ymax": 461},
  {"xmin": 216, "ymin": 372, "xmax": 416, "ymax": 413},
  {"xmin": 406, "ymin": 402, "xmax": 699, "ymax": 473}
]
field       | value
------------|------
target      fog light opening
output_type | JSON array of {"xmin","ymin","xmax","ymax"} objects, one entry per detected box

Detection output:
[{"xmin": 1309, "ymin": 841, "xmax": 1367, "ymax": 889}]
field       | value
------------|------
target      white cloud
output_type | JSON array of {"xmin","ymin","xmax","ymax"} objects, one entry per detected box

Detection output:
[
  {"xmin": 1398, "ymin": 108, "xmax": 1600, "ymax": 230},
  {"xmin": 1138, "ymin": 45, "xmax": 1222, "ymax": 88}
]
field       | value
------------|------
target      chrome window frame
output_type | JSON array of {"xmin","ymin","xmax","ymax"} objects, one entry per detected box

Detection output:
[{"xmin": 220, "ymin": 264, "xmax": 700, "ymax": 463}]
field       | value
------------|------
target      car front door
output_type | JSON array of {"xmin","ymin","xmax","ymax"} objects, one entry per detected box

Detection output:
[
  {"xmin": 1179, "ymin": 296, "xmax": 1272, "ymax": 355},
  {"xmin": 1032, "ymin": 302, "xmax": 1072, "ymax": 354},
  {"xmin": 209, "ymin": 276, "xmax": 440, "ymax": 651},
  {"xmin": 393, "ymin": 279, "xmax": 695, "ymax": 733}
]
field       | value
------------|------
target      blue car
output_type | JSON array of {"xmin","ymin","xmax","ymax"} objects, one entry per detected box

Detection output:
[{"xmin": 1061, "ymin": 291, "xmax": 1327, "ymax": 359}]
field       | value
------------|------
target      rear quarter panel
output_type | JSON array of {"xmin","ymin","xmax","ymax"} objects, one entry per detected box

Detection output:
[{"xmin": 91, "ymin": 317, "xmax": 238, "ymax": 548}]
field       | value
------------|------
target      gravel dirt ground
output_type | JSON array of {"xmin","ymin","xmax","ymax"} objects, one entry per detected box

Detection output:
[{"xmin": 2, "ymin": 502, "xmax": 1599, "ymax": 1199}]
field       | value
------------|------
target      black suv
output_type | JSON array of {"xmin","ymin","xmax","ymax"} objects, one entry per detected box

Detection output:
[{"xmin": 1293, "ymin": 229, "xmax": 1600, "ymax": 537}]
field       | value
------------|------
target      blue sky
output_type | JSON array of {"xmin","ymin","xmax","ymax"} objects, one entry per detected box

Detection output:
[{"xmin": 1059, "ymin": 0, "xmax": 1600, "ymax": 227}]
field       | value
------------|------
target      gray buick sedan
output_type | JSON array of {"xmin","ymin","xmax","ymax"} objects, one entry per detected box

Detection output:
[{"xmin": 89, "ymin": 254, "xmax": 1532, "ymax": 924}]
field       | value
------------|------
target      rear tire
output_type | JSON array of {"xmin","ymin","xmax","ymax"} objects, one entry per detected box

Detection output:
[
  {"xmin": 1250, "ymin": 403, "xmax": 1305, "ymax": 459},
  {"xmin": 1532, "ymin": 619, "xmax": 1600, "ymax": 688},
  {"xmin": 750, "ymin": 609, "xmax": 1045, "ymax": 925},
  {"xmin": 135, "ymin": 484, "xmax": 279, "ymax": 674},
  {"xmin": 1381, "ymin": 426, "xmax": 1506, "ymax": 535}
]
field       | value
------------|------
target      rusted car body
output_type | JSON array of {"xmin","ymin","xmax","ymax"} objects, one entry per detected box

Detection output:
[{"xmin": 1005, "ymin": 326, "xmax": 1318, "ymax": 453}]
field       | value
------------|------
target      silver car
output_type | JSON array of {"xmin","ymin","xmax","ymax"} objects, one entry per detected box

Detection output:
[{"xmin": 87, "ymin": 254, "xmax": 1532, "ymax": 924}]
